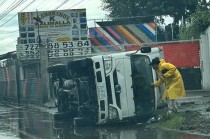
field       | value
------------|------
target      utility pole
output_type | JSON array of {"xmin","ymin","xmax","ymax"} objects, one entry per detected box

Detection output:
[
  {"xmin": 33, "ymin": 10, "xmax": 49, "ymax": 105},
  {"xmin": 120, "ymin": 35, "xmax": 125, "ymax": 52},
  {"xmin": 171, "ymin": 23, "xmax": 174, "ymax": 41}
]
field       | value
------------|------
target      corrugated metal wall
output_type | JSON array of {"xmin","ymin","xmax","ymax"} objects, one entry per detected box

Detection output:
[
  {"xmin": 0, "ymin": 62, "xmax": 42, "ymax": 104},
  {"xmin": 0, "ymin": 65, "xmax": 17, "ymax": 102},
  {"xmin": 0, "ymin": 68, "xmax": 7, "ymax": 98},
  {"xmin": 6, "ymin": 66, "xmax": 17, "ymax": 98},
  {"xmin": 19, "ymin": 79, "xmax": 41, "ymax": 104}
]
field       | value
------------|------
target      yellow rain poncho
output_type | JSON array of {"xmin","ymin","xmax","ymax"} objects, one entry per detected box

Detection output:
[{"xmin": 153, "ymin": 59, "xmax": 186, "ymax": 100}]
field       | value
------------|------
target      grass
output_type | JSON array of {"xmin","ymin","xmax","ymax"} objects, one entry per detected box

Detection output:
[
  {"xmin": 159, "ymin": 113, "xmax": 185, "ymax": 129},
  {"xmin": 147, "ymin": 108, "xmax": 210, "ymax": 135},
  {"xmin": 153, "ymin": 110, "xmax": 202, "ymax": 130},
  {"xmin": 151, "ymin": 108, "xmax": 186, "ymax": 129}
]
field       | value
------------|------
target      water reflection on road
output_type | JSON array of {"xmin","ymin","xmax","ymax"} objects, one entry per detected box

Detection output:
[
  {"xmin": 54, "ymin": 123, "xmax": 210, "ymax": 139},
  {"xmin": 0, "ymin": 105, "xmax": 209, "ymax": 139}
]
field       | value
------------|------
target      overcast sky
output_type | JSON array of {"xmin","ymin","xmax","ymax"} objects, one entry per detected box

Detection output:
[{"xmin": 0, "ymin": 0, "xmax": 108, "ymax": 55}]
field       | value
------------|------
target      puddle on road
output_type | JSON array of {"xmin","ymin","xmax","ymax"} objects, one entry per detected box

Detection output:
[
  {"xmin": 0, "ymin": 107, "xmax": 210, "ymax": 139},
  {"xmin": 52, "ymin": 123, "xmax": 210, "ymax": 139}
]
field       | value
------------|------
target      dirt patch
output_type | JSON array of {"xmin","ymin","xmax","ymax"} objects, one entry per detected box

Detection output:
[
  {"xmin": 180, "ymin": 111, "xmax": 210, "ymax": 134},
  {"xmin": 148, "ymin": 106, "xmax": 210, "ymax": 135}
]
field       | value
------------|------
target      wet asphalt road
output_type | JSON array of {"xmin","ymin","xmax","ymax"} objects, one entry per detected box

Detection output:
[{"xmin": 0, "ymin": 103, "xmax": 210, "ymax": 139}]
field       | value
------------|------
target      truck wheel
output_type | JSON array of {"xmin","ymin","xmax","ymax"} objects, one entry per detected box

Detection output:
[{"xmin": 73, "ymin": 117, "xmax": 93, "ymax": 127}]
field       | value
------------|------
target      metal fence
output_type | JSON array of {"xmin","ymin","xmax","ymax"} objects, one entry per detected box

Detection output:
[{"xmin": 0, "ymin": 62, "xmax": 42, "ymax": 105}]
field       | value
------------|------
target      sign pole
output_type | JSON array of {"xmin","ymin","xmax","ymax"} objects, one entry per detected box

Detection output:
[{"xmin": 33, "ymin": 10, "xmax": 49, "ymax": 105}]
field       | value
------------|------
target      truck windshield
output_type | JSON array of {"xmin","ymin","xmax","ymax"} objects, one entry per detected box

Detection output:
[{"xmin": 131, "ymin": 55, "xmax": 155, "ymax": 115}]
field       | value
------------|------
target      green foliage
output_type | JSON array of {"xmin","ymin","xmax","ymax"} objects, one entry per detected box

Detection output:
[
  {"xmin": 159, "ymin": 113, "xmax": 185, "ymax": 129},
  {"xmin": 191, "ymin": 7, "xmax": 210, "ymax": 32},
  {"xmin": 179, "ymin": 26, "xmax": 200, "ymax": 40},
  {"xmin": 101, "ymin": 0, "xmax": 208, "ymax": 24},
  {"xmin": 179, "ymin": 7, "xmax": 210, "ymax": 40},
  {"xmin": 101, "ymin": 0, "xmax": 156, "ymax": 23}
]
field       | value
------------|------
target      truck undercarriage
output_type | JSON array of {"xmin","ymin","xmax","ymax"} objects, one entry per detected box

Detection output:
[{"xmin": 48, "ymin": 58, "xmax": 98, "ymax": 125}]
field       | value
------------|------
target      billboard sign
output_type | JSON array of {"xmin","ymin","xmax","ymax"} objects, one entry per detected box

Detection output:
[
  {"xmin": 17, "ymin": 9, "xmax": 91, "ymax": 60},
  {"xmin": 17, "ymin": 40, "xmax": 91, "ymax": 60}
]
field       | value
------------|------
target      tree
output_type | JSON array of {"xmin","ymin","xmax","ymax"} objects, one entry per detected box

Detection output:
[
  {"xmin": 101, "ymin": 0, "xmax": 209, "ymax": 25},
  {"xmin": 101, "ymin": 0, "xmax": 156, "ymax": 23},
  {"xmin": 179, "ymin": 7, "xmax": 210, "ymax": 40}
]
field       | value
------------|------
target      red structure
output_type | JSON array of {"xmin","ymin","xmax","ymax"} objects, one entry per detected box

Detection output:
[{"xmin": 159, "ymin": 41, "xmax": 200, "ymax": 68}]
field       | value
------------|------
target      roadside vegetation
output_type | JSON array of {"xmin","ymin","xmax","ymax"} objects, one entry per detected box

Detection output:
[{"xmin": 149, "ymin": 106, "xmax": 210, "ymax": 135}]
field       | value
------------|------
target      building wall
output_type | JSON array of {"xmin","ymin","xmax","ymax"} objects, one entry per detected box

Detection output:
[{"xmin": 200, "ymin": 27, "xmax": 210, "ymax": 91}]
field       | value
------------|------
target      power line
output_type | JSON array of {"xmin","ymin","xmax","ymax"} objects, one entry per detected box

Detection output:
[
  {"xmin": 0, "ymin": 0, "xmax": 36, "ymax": 27},
  {"xmin": 76, "ymin": 0, "xmax": 89, "ymax": 8},
  {"xmin": 32, "ymin": 0, "xmax": 60, "ymax": 12},
  {"xmin": 1, "ymin": 0, "xmax": 72, "ymax": 28},
  {"xmin": 0, "ymin": 0, "xmax": 23, "ymax": 19},
  {"xmin": 0, "ymin": 0, "xmax": 6, "ymax": 8},
  {"xmin": 32, "ymin": 0, "xmax": 51, "ymax": 11},
  {"xmin": 54, "ymin": 0, "xmax": 70, "ymax": 10},
  {"xmin": 69, "ymin": 0, "xmax": 87, "ymax": 8},
  {"xmin": 0, "ymin": 0, "xmax": 26, "ymax": 20},
  {"xmin": 0, "ymin": 0, "xmax": 16, "ymax": 18},
  {"xmin": 0, "ymin": 30, "xmax": 18, "ymax": 34}
]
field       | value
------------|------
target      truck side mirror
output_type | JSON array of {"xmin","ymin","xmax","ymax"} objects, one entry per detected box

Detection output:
[{"xmin": 140, "ymin": 47, "xmax": 151, "ymax": 53}]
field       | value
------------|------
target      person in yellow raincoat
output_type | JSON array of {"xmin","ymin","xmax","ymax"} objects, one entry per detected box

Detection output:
[{"xmin": 150, "ymin": 57, "xmax": 186, "ymax": 113}]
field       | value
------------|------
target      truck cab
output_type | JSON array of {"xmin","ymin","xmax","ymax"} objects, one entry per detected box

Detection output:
[{"xmin": 48, "ymin": 47, "xmax": 163, "ymax": 126}]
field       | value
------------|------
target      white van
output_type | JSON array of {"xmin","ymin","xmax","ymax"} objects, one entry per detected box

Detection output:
[{"xmin": 48, "ymin": 47, "xmax": 163, "ymax": 126}]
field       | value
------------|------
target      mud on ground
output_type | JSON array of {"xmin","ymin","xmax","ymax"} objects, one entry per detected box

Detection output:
[{"xmin": 148, "ymin": 100, "xmax": 210, "ymax": 135}]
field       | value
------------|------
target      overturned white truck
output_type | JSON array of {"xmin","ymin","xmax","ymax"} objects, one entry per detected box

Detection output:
[{"xmin": 47, "ymin": 47, "xmax": 163, "ymax": 126}]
